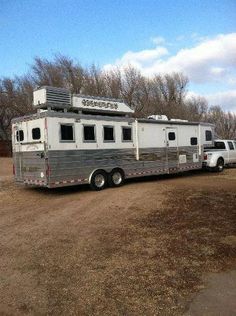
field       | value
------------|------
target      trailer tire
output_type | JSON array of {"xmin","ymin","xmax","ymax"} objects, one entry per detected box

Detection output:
[
  {"xmin": 108, "ymin": 169, "xmax": 125, "ymax": 187},
  {"xmin": 90, "ymin": 170, "xmax": 107, "ymax": 191},
  {"xmin": 215, "ymin": 158, "xmax": 224, "ymax": 172}
]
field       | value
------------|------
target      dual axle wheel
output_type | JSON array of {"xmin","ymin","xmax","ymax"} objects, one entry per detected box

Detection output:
[{"xmin": 90, "ymin": 169, "xmax": 124, "ymax": 191}]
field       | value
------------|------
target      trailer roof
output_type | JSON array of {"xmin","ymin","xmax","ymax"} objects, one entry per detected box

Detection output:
[
  {"xmin": 138, "ymin": 118, "xmax": 215, "ymax": 127},
  {"xmin": 12, "ymin": 110, "xmax": 214, "ymax": 127}
]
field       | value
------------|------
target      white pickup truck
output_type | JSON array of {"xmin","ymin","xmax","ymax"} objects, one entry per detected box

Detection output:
[{"xmin": 203, "ymin": 139, "xmax": 236, "ymax": 172}]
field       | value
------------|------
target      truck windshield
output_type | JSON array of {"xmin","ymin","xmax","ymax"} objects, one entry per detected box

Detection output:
[{"xmin": 214, "ymin": 141, "xmax": 226, "ymax": 149}]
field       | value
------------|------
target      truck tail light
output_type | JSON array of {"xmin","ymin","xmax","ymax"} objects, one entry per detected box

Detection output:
[{"xmin": 204, "ymin": 154, "xmax": 207, "ymax": 160}]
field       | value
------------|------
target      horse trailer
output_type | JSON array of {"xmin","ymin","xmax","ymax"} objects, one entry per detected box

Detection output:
[{"xmin": 12, "ymin": 86, "xmax": 215, "ymax": 190}]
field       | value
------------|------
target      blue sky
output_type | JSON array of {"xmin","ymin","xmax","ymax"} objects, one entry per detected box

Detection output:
[{"xmin": 0, "ymin": 0, "xmax": 236, "ymax": 110}]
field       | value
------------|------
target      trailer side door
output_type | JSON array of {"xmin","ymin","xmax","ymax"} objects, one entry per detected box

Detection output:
[{"xmin": 166, "ymin": 128, "xmax": 179, "ymax": 172}]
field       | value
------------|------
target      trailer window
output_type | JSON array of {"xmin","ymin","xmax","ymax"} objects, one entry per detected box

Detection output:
[
  {"xmin": 16, "ymin": 130, "xmax": 24, "ymax": 142},
  {"xmin": 168, "ymin": 132, "xmax": 176, "ymax": 141},
  {"xmin": 190, "ymin": 137, "xmax": 198, "ymax": 145},
  {"xmin": 60, "ymin": 124, "xmax": 74, "ymax": 141},
  {"xmin": 228, "ymin": 141, "xmax": 234, "ymax": 150},
  {"xmin": 32, "ymin": 128, "xmax": 41, "ymax": 140},
  {"xmin": 103, "ymin": 126, "xmax": 115, "ymax": 142},
  {"xmin": 83, "ymin": 125, "xmax": 96, "ymax": 142},
  {"xmin": 122, "ymin": 127, "xmax": 132, "ymax": 142},
  {"xmin": 205, "ymin": 130, "xmax": 212, "ymax": 141}
]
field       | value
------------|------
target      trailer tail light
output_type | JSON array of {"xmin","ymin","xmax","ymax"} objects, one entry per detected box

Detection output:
[{"xmin": 204, "ymin": 154, "xmax": 207, "ymax": 160}]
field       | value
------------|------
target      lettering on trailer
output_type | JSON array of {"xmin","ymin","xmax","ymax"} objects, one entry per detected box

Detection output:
[{"xmin": 81, "ymin": 99, "xmax": 118, "ymax": 110}]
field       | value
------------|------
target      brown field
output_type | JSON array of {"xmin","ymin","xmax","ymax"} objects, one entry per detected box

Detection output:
[{"xmin": 0, "ymin": 158, "xmax": 236, "ymax": 315}]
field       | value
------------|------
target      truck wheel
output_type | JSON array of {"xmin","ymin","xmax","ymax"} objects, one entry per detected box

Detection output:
[
  {"xmin": 215, "ymin": 158, "xmax": 224, "ymax": 172},
  {"xmin": 90, "ymin": 170, "xmax": 107, "ymax": 190},
  {"xmin": 108, "ymin": 169, "xmax": 124, "ymax": 187}
]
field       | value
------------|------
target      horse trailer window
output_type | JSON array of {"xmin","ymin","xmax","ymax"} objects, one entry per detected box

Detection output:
[
  {"xmin": 168, "ymin": 132, "xmax": 176, "ymax": 141},
  {"xmin": 191, "ymin": 137, "xmax": 198, "ymax": 145},
  {"xmin": 205, "ymin": 130, "xmax": 212, "ymax": 141},
  {"xmin": 60, "ymin": 124, "xmax": 74, "ymax": 141},
  {"xmin": 83, "ymin": 125, "xmax": 96, "ymax": 142},
  {"xmin": 228, "ymin": 141, "xmax": 234, "ymax": 150},
  {"xmin": 104, "ymin": 126, "xmax": 115, "ymax": 142},
  {"xmin": 32, "ymin": 128, "xmax": 41, "ymax": 140},
  {"xmin": 16, "ymin": 130, "xmax": 24, "ymax": 142},
  {"xmin": 122, "ymin": 127, "xmax": 132, "ymax": 141}
]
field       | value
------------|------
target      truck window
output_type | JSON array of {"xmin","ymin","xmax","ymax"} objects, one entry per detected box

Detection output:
[
  {"xmin": 32, "ymin": 128, "xmax": 41, "ymax": 140},
  {"xmin": 214, "ymin": 141, "xmax": 226, "ymax": 149},
  {"xmin": 103, "ymin": 126, "xmax": 115, "ymax": 142},
  {"xmin": 60, "ymin": 124, "xmax": 74, "ymax": 141},
  {"xmin": 83, "ymin": 125, "xmax": 96, "ymax": 142},
  {"xmin": 16, "ymin": 130, "xmax": 24, "ymax": 142},
  {"xmin": 205, "ymin": 130, "xmax": 212, "ymax": 141},
  {"xmin": 168, "ymin": 132, "xmax": 176, "ymax": 141},
  {"xmin": 190, "ymin": 137, "xmax": 198, "ymax": 145},
  {"xmin": 122, "ymin": 127, "xmax": 132, "ymax": 142},
  {"xmin": 228, "ymin": 141, "xmax": 234, "ymax": 150}
]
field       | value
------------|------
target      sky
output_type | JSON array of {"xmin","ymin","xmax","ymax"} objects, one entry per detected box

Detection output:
[{"xmin": 0, "ymin": 0, "xmax": 236, "ymax": 111}]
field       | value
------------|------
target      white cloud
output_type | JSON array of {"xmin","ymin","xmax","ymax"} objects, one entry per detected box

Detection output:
[
  {"xmin": 104, "ymin": 33, "xmax": 236, "ymax": 112},
  {"xmin": 104, "ymin": 46, "xmax": 168, "ymax": 72},
  {"xmin": 104, "ymin": 33, "xmax": 236, "ymax": 85},
  {"xmin": 151, "ymin": 36, "xmax": 166, "ymax": 45},
  {"xmin": 205, "ymin": 90, "xmax": 236, "ymax": 112},
  {"xmin": 187, "ymin": 90, "xmax": 236, "ymax": 113}
]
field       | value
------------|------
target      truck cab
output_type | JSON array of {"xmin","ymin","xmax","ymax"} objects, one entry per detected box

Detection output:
[{"xmin": 203, "ymin": 139, "xmax": 236, "ymax": 171}]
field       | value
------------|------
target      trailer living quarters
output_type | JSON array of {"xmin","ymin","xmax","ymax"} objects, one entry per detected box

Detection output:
[{"xmin": 12, "ymin": 86, "xmax": 214, "ymax": 190}]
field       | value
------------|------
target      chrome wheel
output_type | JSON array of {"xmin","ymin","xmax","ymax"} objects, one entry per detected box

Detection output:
[
  {"xmin": 216, "ymin": 159, "xmax": 224, "ymax": 172},
  {"xmin": 112, "ymin": 172, "xmax": 123, "ymax": 185},
  {"xmin": 108, "ymin": 169, "xmax": 125, "ymax": 187},
  {"xmin": 94, "ymin": 174, "xmax": 105, "ymax": 188},
  {"xmin": 218, "ymin": 164, "xmax": 224, "ymax": 172}
]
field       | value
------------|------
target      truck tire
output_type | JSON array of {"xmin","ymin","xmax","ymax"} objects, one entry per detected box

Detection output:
[
  {"xmin": 108, "ymin": 169, "xmax": 125, "ymax": 187},
  {"xmin": 215, "ymin": 158, "xmax": 224, "ymax": 172},
  {"xmin": 90, "ymin": 170, "xmax": 107, "ymax": 190}
]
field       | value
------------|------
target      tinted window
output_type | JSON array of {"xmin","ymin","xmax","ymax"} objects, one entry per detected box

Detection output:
[
  {"xmin": 191, "ymin": 137, "xmax": 198, "ymax": 145},
  {"xmin": 32, "ymin": 128, "xmax": 41, "ymax": 140},
  {"xmin": 84, "ymin": 125, "xmax": 95, "ymax": 141},
  {"xmin": 215, "ymin": 141, "xmax": 226, "ymax": 149},
  {"xmin": 104, "ymin": 126, "xmax": 114, "ymax": 141},
  {"xmin": 122, "ymin": 127, "xmax": 132, "ymax": 141},
  {"xmin": 168, "ymin": 132, "xmax": 176, "ymax": 141},
  {"xmin": 16, "ymin": 130, "xmax": 24, "ymax": 142},
  {"xmin": 60, "ymin": 124, "xmax": 74, "ymax": 141},
  {"xmin": 205, "ymin": 130, "xmax": 212, "ymax": 141},
  {"xmin": 228, "ymin": 141, "xmax": 234, "ymax": 150}
]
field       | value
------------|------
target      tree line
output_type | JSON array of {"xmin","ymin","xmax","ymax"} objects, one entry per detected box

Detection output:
[{"xmin": 0, "ymin": 55, "xmax": 235, "ymax": 144}]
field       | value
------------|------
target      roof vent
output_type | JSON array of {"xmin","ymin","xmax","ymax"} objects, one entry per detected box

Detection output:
[{"xmin": 148, "ymin": 115, "xmax": 168, "ymax": 121}]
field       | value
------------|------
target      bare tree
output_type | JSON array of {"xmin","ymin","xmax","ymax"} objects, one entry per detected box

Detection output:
[
  {"xmin": 0, "ymin": 55, "xmax": 234, "ymax": 144},
  {"xmin": 207, "ymin": 106, "xmax": 236, "ymax": 139}
]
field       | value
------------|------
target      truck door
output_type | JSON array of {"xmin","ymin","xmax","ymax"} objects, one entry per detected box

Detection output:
[
  {"xmin": 228, "ymin": 141, "xmax": 236, "ymax": 163},
  {"xmin": 166, "ymin": 128, "xmax": 179, "ymax": 172}
]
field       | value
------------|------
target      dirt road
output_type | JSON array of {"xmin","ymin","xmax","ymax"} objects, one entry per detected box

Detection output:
[{"xmin": 0, "ymin": 158, "xmax": 236, "ymax": 315}]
